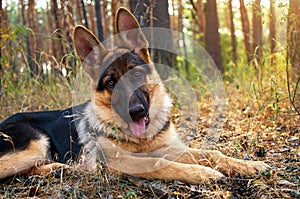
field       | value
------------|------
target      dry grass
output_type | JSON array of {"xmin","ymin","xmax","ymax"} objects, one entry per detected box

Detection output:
[{"xmin": 0, "ymin": 49, "xmax": 299, "ymax": 198}]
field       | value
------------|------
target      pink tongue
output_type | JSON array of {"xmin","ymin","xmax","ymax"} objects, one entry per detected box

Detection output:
[{"xmin": 129, "ymin": 118, "xmax": 146, "ymax": 137}]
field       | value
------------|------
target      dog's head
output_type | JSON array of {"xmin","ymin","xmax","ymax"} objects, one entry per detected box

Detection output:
[{"xmin": 73, "ymin": 8, "xmax": 171, "ymax": 138}]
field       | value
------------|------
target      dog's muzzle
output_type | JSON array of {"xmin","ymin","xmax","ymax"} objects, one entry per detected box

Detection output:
[{"xmin": 128, "ymin": 104, "xmax": 150, "ymax": 137}]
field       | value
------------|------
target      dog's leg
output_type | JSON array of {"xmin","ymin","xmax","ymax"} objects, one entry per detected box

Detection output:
[
  {"xmin": 175, "ymin": 148, "xmax": 270, "ymax": 176},
  {"xmin": 97, "ymin": 138, "xmax": 224, "ymax": 183},
  {"xmin": 27, "ymin": 163, "xmax": 70, "ymax": 176},
  {"xmin": 107, "ymin": 154, "xmax": 224, "ymax": 184},
  {"xmin": 0, "ymin": 135, "xmax": 49, "ymax": 179}
]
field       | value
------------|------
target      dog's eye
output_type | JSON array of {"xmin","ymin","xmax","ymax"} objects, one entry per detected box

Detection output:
[
  {"xmin": 105, "ymin": 78, "xmax": 115, "ymax": 89},
  {"xmin": 134, "ymin": 70, "xmax": 143, "ymax": 78},
  {"xmin": 108, "ymin": 80, "xmax": 114, "ymax": 86}
]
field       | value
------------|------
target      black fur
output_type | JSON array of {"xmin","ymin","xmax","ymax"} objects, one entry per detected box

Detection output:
[
  {"xmin": 0, "ymin": 51, "xmax": 151, "ymax": 171},
  {"xmin": 0, "ymin": 52, "xmax": 151, "ymax": 164},
  {"xmin": 0, "ymin": 102, "xmax": 88, "ymax": 162},
  {"xmin": 97, "ymin": 52, "xmax": 150, "ymax": 91}
]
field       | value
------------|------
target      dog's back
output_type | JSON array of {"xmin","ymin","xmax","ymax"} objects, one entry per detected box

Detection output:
[{"xmin": 0, "ymin": 103, "xmax": 89, "ymax": 179}]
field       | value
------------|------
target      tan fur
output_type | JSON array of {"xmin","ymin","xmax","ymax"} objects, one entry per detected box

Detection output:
[
  {"xmin": 28, "ymin": 163, "xmax": 69, "ymax": 176},
  {"xmin": 0, "ymin": 135, "xmax": 49, "ymax": 179},
  {"xmin": 71, "ymin": 7, "xmax": 270, "ymax": 183},
  {"xmin": 94, "ymin": 122, "xmax": 268, "ymax": 183},
  {"xmin": 0, "ymin": 7, "xmax": 268, "ymax": 182}
]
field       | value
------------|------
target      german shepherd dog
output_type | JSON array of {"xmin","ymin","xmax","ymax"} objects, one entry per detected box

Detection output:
[{"xmin": 0, "ymin": 8, "xmax": 269, "ymax": 183}]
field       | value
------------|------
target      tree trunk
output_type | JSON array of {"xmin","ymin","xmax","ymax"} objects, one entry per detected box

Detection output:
[
  {"xmin": 153, "ymin": 0, "xmax": 170, "ymax": 29},
  {"xmin": 229, "ymin": 0, "xmax": 237, "ymax": 65},
  {"xmin": 197, "ymin": 0, "xmax": 205, "ymax": 34},
  {"xmin": 102, "ymin": 0, "xmax": 109, "ymax": 39},
  {"xmin": 87, "ymin": 1, "xmax": 96, "ymax": 34},
  {"xmin": 95, "ymin": 0, "xmax": 104, "ymax": 41},
  {"xmin": 252, "ymin": 0, "xmax": 263, "ymax": 64},
  {"xmin": 239, "ymin": 0, "xmax": 251, "ymax": 63},
  {"xmin": 190, "ymin": 0, "xmax": 205, "ymax": 42},
  {"xmin": 287, "ymin": 0, "xmax": 300, "ymax": 73},
  {"xmin": 59, "ymin": 0, "xmax": 67, "ymax": 57},
  {"xmin": 47, "ymin": 3, "xmax": 54, "ymax": 58},
  {"xmin": 129, "ymin": 0, "xmax": 151, "ymax": 27},
  {"xmin": 179, "ymin": 0, "xmax": 189, "ymax": 73},
  {"xmin": 27, "ymin": 0, "xmax": 38, "ymax": 75},
  {"xmin": 0, "ymin": 0, "xmax": 3, "ymax": 95},
  {"xmin": 129, "ymin": 0, "xmax": 175, "ymax": 71},
  {"xmin": 196, "ymin": 0, "xmax": 205, "ymax": 41},
  {"xmin": 152, "ymin": 0, "xmax": 175, "ymax": 69},
  {"xmin": 269, "ymin": 0, "xmax": 276, "ymax": 66},
  {"xmin": 111, "ymin": 0, "xmax": 117, "ymax": 34},
  {"xmin": 0, "ymin": 0, "xmax": 3, "ymax": 72},
  {"xmin": 205, "ymin": 0, "xmax": 223, "ymax": 72},
  {"xmin": 42, "ymin": 3, "xmax": 51, "ymax": 66},
  {"xmin": 81, "ymin": 0, "xmax": 89, "ymax": 28},
  {"xmin": 287, "ymin": 0, "xmax": 300, "ymax": 115},
  {"xmin": 75, "ymin": 0, "xmax": 83, "ymax": 24},
  {"xmin": 51, "ymin": 0, "xmax": 64, "ymax": 60},
  {"xmin": 66, "ymin": 2, "xmax": 75, "ymax": 45},
  {"xmin": 170, "ymin": 0, "xmax": 177, "ymax": 30}
]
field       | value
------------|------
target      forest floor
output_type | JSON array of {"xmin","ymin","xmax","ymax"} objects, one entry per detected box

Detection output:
[{"xmin": 0, "ymin": 78, "xmax": 299, "ymax": 199}]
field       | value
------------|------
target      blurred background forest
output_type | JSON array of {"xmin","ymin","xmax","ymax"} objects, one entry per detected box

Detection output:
[
  {"xmin": 0, "ymin": 0, "xmax": 299, "ymax": 123},
  {"xmin": 0, "ymin": 0, "xmax": 299, "ymax": 120}
]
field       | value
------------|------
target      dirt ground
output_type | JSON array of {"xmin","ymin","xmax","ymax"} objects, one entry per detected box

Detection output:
[{"xmin": 0, "ymin": 90, "xmax": 299, "ymax": 199}]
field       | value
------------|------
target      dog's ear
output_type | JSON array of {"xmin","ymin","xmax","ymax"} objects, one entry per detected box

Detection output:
[
  {"xmin": 73, "ymin": 25, "xmax": 108, "ymax": 81},
  {"xmin": 116, "ymin": 7, "xmax": 150, "ymax": 62}
]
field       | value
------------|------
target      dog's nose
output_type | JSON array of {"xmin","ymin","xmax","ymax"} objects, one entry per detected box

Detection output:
[
  {"xmin": 129, "ymin": 104, "xmax": 145, "ymax": 114},
  {"xmin": 129, "ymin": 104, "xmax": 145, "ymax": 121}
]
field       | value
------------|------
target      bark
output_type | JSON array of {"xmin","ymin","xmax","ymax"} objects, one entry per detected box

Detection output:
[
  {"xmin": 0, "ymin": 0, "xmax": 3, "ymax": 94},
  {"xmin": 205, "ymin": 0, "xmax": 223, "ymax": 72},
  {"xmin": 51, "ymin": 0, "xmax": 64, "ymax": 59},
  {"xmin": 81, "ymin": 0, "xmax": 89, "ymax": 28},
  {"xmin": 239, "ymin": 0, "xmax": 251, "ymax": 63},
  {"xmin": 252, "ymin": 0, "xmax": 263, "ymax": 64},
  {"xmin": 95, "ymin": 0, "xmax": 104, "ymax": 41},
  {"xmin": 75, "ymin": 0, "xmax": 83, "ymax": 24},
  {"xmin": 178, "ymin": 0, "xmax": 188, "ymax": 73},
  {"xmin": 129, "ymin": 0, "xmax": 175, "ymax": 70},
  {"xmin": 287, "ymin": 0, "xmax": 300, "ymax": 112},
  {"xmin": 111, "ymin": 0, "xmax": 117, "ymax": 34},
  {"xmin": 170, "ymin": 0, "xmax": 177, "ymax": 30},
  {"xmin": 129, "ymin": 0, "xmax": 151, "ymax": 27},
  {"xmin": 66, "ymin": 1, "xmax": 75, "ymax": 44},
  {"xmin": 287, "ymin": 0, "xmax": 300, "ymax": 72},
  {"xmin": 152, "ymin": 0, "xmax": 175, "ymax": 68},
  {"xmin": 102, "ymin": 0, "xmax": 109, "ymax": 39},
  {"xmin": 59, "ymin": 0, "xmax": 67, "ymax": 56},
  {"xmin": 28, "ymin": 0, "xmax": 37, "ymax": 74},
  {"xmin": 196, "ymin": 0, "xmax": 205, "ymax": 39},
  {"xmin": 153, "ymin": 0, "xmax": 170, "ymax": 29},
  {"xmin": 269, "ymin": 0, "xmax": 276, "ymax": 66},
  {"xmin": 87, "ymin": 2, "xmax": 96, "ymax": 34},
  {"xmin": 0, "ymin": 0, "xmax": 3, "ymax": 72},
  {"xmin": 47, "ymin": 3, "xmax": 54, "ymax": 57},
  {"xmin": 189, "ymin": 0, "xmax": 205, "ymax": 41},
  {"xmin": 229, "ymin": 0, "xmax": 237, "ymax": 65}
]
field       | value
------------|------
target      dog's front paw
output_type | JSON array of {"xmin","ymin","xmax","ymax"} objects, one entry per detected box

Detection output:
[
  {"xmin": 179, "ymin": 165, "xmax": 225, "ymax": 184},
  {"xmin": 28, "ymin": 163, "xmax": 70, "ymax": 176},
  {"xmin": 207, "ymin": 150, "xmax": 270, "ymax": 176},
  {"xmin": 194, "ymin": 166, "xmax": 225, "ymax": 183},
  {"xmin": 224, "ymin": 159, "xmax": 270, "ymax": 176},
  {"xmin": 242, "ymin": 160, "xmax": 270, "ymax": 175}
]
